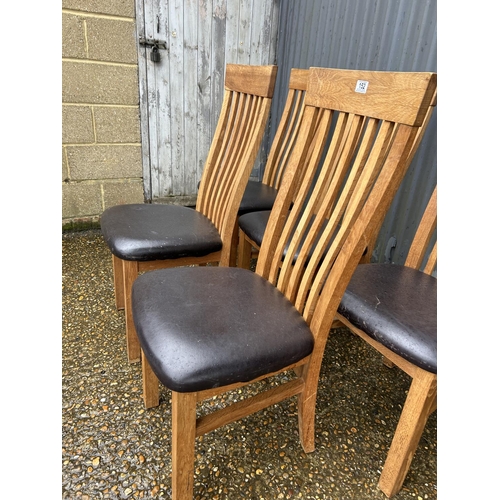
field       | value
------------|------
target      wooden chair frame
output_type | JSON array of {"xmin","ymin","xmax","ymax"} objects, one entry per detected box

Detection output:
[
  {"xmin": 236, "ymin": 68, "xmax": 310, "ymax": 269},
  {"xmin": 238, "ymin": 83, "xmax": 437, "ymax": 272},
  {"xmin": 334, "ymin": 186, "xmax": 437, "ymax": 498},
  {"xmin": 137, "ymin": 67, "xmax": 437, "ymax": 500},
  {"xmin": 111, "ymin": 64, "xmax": 277, "ymax": 362}
]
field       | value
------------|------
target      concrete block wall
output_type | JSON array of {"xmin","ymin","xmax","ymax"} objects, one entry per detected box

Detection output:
[{"xmin": 62, "ymin": 0, "xmax": 144, "ymax": 230}]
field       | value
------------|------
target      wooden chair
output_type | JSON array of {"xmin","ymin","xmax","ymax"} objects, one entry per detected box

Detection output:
[
  {"xmin": 234, "ymin": 68, "xmax": 309, "ymax": 268},
  {"xmin": 237, "ymin": 85, "xmax": 437, "ymax": 270},
  {"xmin": 100, "ymin": 64, "xmax": 278, "ymax": 363},
  {"xmin": 333, "ymin": 185, "xmax": 437, "ymax": 498},
  {"xmin": 131, "ymin": 67, "xmax": 437, "ymax": 499}
]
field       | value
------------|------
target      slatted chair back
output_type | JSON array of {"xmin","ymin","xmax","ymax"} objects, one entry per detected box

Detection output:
[
  {"xmin": 257, "ymin": 67, "xmax": 437, "ymax": 330},
  {"xmin": 262, "ymin": 68, "xmax": 309, "ymax": 189},
  {"xmin": 405, "ymin": 185, "xmax": 437, "ymax": 274},
  {"xmin": 239, "ymin": 79, "xmax": 436, "ymax": 272},
  {"xmin": 196, "ymin": 64, "xmax": 278, "ymax": 266},
  {"xmin": 236, "ymin": 68, "xmax": 330, "ymax": 268},
  {"xmin": 359, "ymin": 87, "xmax": 437, "ymax": 264}
]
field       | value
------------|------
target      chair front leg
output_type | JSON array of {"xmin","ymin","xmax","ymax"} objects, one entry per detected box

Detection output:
[
  {"xmin": 122, "ymin": 259, "xmax": 141, "ymax": 363},
  {"xmin": 378, "ymin": 370, "xmax": 437, "ymax": 498},
  {"xmin": 171, "ymin": 391, "xmax": 197, "ymax": 500},
  {"xmin": 112, "ymin": 254, "xmax": 125, "ymax": 310},
  {"xmin": 296, "ymin": 361, "xmax": 319, "ymax": 454}
]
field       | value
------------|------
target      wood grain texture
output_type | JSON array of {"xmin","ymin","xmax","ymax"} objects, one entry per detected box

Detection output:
[
  {"xmin": 136, "ymin": 0, "xmax": 280, "ymax": 200},
  {"xmin": 307, "ymin": 67, "xmax": 437, "ymax": 126}
]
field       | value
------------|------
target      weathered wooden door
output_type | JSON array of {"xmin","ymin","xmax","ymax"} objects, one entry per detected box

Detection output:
[{"xmin": 135, "ymin": 0, "xmax": 280, "ymax": 203}]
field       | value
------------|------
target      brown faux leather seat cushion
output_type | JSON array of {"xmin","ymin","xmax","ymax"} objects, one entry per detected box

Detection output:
[
  {"xmin": 338, "ymin": 264, "xmax": 437, "ymax": 373},
  {"xmin": 238, "ymin": 210, "xmax": 271, "ymax": 245},
  {"xmin": 238, "ymin": 182, "xmax": 277, "ymax": 216},
  {"xmin": 132, "ymin": 266, "xmax": 314, "ymax": 393},
  {"xmin": 239, "ymin": 211, "xmax": 336, "ymax": 264},
  {"xmin": 100, "ymin": 204, "xmax": 222, "ymax": 261}
]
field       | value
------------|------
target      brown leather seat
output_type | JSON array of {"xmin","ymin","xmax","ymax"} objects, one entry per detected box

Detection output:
[
  {"xmin": 101, "ymin": 204, "xmax": 222, "ymax": 261},
  {"xmin": 133, "ymin": 266, "xmax": 313, "ymax": 393},
  {"xmin": 238, "ymin": 182, "xmax": 278, "ymax": 216},
  {"xmin": 338, "ymin": 264, "xmax": 436, "ymax": 372}
]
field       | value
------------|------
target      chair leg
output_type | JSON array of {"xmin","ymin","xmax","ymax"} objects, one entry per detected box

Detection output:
[
  {"xmin": 171, "ymin": 391, "xmax": 197, "ymax": 500},
  {"xmin": 228, "ymin": 223, "xmax": 239, "ymax": 267},
  {"xmin": 112, "ymin": 254, "xmax": 125, "ymax": 310},
  {"xmin": 122, "ymin": 259, "xmax": 141, "ymax": 363},
  {"xmin": 142, "ymin": 349, "xmax": 160, "ymax": 408},
  {"xmin": 378, "ymin": 370, "xmax": 437, "ymax": 498},
  {"xmin": 297, "ymin": 363, "xmax": 319, "ymax": 454},
  {"xmin": 237, "ymin": 229, "xmax": 253, "ymax": 269}
]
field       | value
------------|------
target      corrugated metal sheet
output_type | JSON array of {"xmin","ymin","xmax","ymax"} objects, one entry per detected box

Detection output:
[{"xmin": 265, "ymin": 0, "xmax": 437, "ymax": 265}]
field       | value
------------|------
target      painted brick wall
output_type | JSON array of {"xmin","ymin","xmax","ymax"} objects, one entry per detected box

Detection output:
[{"xmin": 62, "ymin": 0, "xmax": 144, "ymax": 230}]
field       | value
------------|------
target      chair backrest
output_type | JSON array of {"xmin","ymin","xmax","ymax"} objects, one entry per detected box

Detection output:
[
  {"xmin": 405, "ymin": 185, "xmax": 437, "ymax": 274},
  {"xmin": 359, "ymin": 87, "xmax": 437, "ymax": 264},
  {"xmin": 256, "ymin": 67, "xmax": 437, "ymax": 356},
  {"xmin": 262, "ymin": 68, "xmax": 309, "ymax": 189},
  {"xmin": 196, "ymin": 64, "xmax": 277, "ymax": 265}
]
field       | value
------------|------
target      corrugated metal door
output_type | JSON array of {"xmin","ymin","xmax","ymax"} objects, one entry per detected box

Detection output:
[{"xmin": 136, "ymin": 0, "xmax": 280, "ymax": 203}]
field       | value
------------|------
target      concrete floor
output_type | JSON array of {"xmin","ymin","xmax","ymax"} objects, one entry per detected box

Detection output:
[{"xmin": 62, "ymin": 229, "xmax": 437, "ymax": 500}]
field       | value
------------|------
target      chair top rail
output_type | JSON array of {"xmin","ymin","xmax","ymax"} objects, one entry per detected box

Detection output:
[
  {"xmin": 306, "ymin": 67, "xmax": 437, "ymax": 127},
  {"xmin": 224, "ymin": 64, "xmax": 277, "ymax": 97}
]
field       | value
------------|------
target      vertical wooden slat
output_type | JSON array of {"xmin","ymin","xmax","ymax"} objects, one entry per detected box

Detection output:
[
  {"xmin": 197, "ymin": 0, "xmax": 214, "ymax": 185},
  {"xmin": 183, "ymin": 0, "xmax": 199, "ymax": 194},
  {"xmin": 211, "ymin": 0, "xmax": 227, "ymax": 135},
  {"xmin": 168, "ymin": 1, "xmax": 185, "ymax": 196},
  {"xmin": 135, "ymin": 0, "xmax": 151, "ymax": 201},
  {"xmin": 154, "ymin": 0, "xmax": 171, "ymax": 198},
  {"xmin": 237, "ymin": 0, "xmax": 252, "ymax": 65}
]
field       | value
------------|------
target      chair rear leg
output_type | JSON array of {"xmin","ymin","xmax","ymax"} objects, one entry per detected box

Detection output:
[
  {"xmin": 229, "ymin": 224, "xmax": 239, "ymax": 267},
  {"xmin": 112, "ymin": 254, "xmax": 125, "ymax": 310},
  {"xmin": 237, "ymin": 229, "xmax": 253, "ymax": 269},
  {"xmin": 379, "ymin": 370, "xmax": 437, "ymax": 498},
  {"xmin": 123, "ymin": 259, "xmax": 141, "ymax": 363},
  {"xmin": 171, "ymin": 391, "xmax": 197, "ymax": 500},
  {"xmin": 142, "ymin": 350, "xmax": 160, "ymax": 408}
]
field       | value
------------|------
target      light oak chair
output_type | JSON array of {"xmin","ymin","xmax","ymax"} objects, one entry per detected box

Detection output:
[
  {"xmin": 334, "ymin": 185, "xmax": 437, "ymax": 498},
  {"xmin": 235, "ymin": 68, "xmax": 310, "ymax": 268},
  {"xmin": 237, "ymin": 86, "xmax": 437, "ymax": 270},
  {"xmin": 100, "ymin": 64, "xmax": 277, "ymax": 363},
  {"xmin": 131, "ymin": 67, "xmax": 437, "ymax": 499}
]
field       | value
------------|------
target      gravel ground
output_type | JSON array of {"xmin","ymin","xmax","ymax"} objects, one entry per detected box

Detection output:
[{"xmin": 62, "ymin": 229, "xmax": 437, "ymax": 500}]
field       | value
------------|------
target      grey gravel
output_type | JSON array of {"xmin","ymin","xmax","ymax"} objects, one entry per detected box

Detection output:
[{"xmin": 62, "ymin": 229, "xmax": 437, "ymax": 499}]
